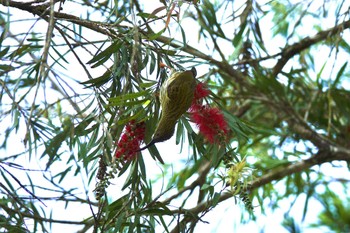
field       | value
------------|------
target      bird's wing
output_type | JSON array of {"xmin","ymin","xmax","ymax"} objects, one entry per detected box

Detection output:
[{"xmin": 166, "ymin": 71, "xmax": 193, "ymax": 100}]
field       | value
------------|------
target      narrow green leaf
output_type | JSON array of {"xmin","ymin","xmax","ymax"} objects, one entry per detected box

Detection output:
[
  {"xmin": 139, "ymin": 81, "xmax": 157, "ymax": 88},
  {"xmin": 109, "ymin": 90, "xmax": 150, "ymax": 103},
  {"xmin": 147, "ymin": 29, "xmax": 166, "ymax": 41},
  {"xmin": 0, "ymin": 64, "xmax": 15, "ymax": 72},
  {"xmin": 116, "ymin": 109, "xmax": 146, "ymax": 125},
  {"xmin": 115, "ymin": 212, "xmax": 126, "ymax": 231},
  {"xmin": 74, "ymin": 117, "xmax": 95, "ymax": 136},
  {"xmin": 87, "ymin": 40, "xmax": 122, "ymax": 65},
  {"xmin": 149, "ymin": 51, "xmax": 156, "ymax": 74},
  {"xmin": 51, "ymin": 42, "xmax": 68, "ymax": 64},
  {"xmin": 80, "ymin": 69, "xmax": 111, "ymax": 87},
  {"xmin": 0, "ymin": 47, "xmax": 10, "ymax": 58},
  {"xmin": 233, "ymin": 22, "xmax": 247, "ymax": 47},
  {"xmin": 9, "ymin": 44, "xmax": 31, "ymax": 59},
  {"xmin": 316, "ymin": 61, "xmax": 327, "ymax": 87},
  {"xmin": 53, "ymin": 166, "xmax": 72, "ymax": 183},
  {"xmin": 108, "ymin": 194, "xmax": 129, "ymax": 210},
  {"xmin": 212, "ymin": 192, "xmax": 221, "ymax": 207},
  {"xmin": 332, "ymin": 62, "xmax": 347, "ymax": 89},
  {"xmin": 148, "ymin": 146, "xmax": 164, "ymax": 164},
  {"xmin": 137, "ymin": 12, "xmax": 158, "ymax": 19},
  {"xmin": 118, "ymin": 160, "xmax": 132, "ymax": 177},
  {"xmin": 122, "ymin": 161, "xmax": 138, "ymax": 190},
  {"xmin": 109, "ymin": 99, "xmax": 148, "ymax": 107},
  {"xmin": 175, "ymin": 120, "xmax": 183, "ymax": 145},
  {"xmin": 140, "ymin": 208, "xmax": 172, "ymax": 216},
  {"xmin": 179, "ymin": 24, "xmax": 187, "ymax": 47},
  {"xmin": 138, "ymin": 155, "xmax": 146, "ymax": 180},
  {"xmin": 26, "ymin": 37, "xmax": 44, "ymax": 42},
  {"xmin": 158, "ymin": 215, "xmax": 170, "ymax": 232}
]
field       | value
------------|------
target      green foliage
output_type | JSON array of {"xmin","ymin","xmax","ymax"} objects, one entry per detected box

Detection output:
[
  {"xmin": 0, "ymin": 0, "xmax": 350, "ymax": 232},
  {"xmin": 311, "ymin": 188, "xmax": 350, "ymax": 232}
]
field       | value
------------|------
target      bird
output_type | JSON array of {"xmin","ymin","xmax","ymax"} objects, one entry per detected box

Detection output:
[{"xmin": 138, "ymin": 67, "xmax": 197, "ymax": 151}]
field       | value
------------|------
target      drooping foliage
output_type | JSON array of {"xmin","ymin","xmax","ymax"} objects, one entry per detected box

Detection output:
[{"xmin": 0, "ymin": 0, "xmax": 350, "ymax": 232}]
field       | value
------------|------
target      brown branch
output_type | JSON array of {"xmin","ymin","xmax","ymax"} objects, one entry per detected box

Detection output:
[
  {"xmin": 0, "ymin": 0, "xmax": 119, "ymax": 38},
  {"xmin": 272, "ymin": 99, "xmax": 336, "ymax": 150},
  {"xmin": 169, "ymin": 148, "xmax": 350, "ymax": 232},
  {"xmin": 156, "ymin": 35, "xmax": 247, "ymax": 85},
  {"xmin": 162, "ymin": 160, "xmax": 211, "ymax": 204},
  {"xmin": 3, "ymin": 0, "xmax": 350, "ymax": 87},
  {"xmin": 1, "ymin": 0, "xmax": 247, "ymax": 86},
  {"xmin": 272, "ymin": 19, "xmax": 350, "ymax": 77},
  {"xmin": 0, "ymin": 203, "xmax": 88, "ymax": 225}
]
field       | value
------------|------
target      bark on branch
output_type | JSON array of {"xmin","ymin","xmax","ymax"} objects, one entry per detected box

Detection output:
[
  {"xmin": 272, "ymin": 20, "xmax": 350, "ymax": 77},
  {"xmin": 170, "ymin": 148, "xmax": 350, "ymax": 232}
]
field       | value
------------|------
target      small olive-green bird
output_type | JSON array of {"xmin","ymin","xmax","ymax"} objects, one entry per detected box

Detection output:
[{"xmin": 139, "ymin": 67, "xmax": 197, "ymax": 151}]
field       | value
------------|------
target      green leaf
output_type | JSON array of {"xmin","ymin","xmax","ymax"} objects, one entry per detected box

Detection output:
[
  {"xmin": 148, "ymin": 146, "xmax": 164, "ymax": 164},
  {"xmin": 137, "ymin": 12, "xmax": 159, "ymax": 19},
  {"xmin": 87, "ymin": 40, "xmax": 122, "ymax": 65},
  {"xmin": 9, "ymin": 44, "xmax": 31, "ymax": 59},
  {"xmin": 212, "ymin": 192, "xmax": 221, "ymax": 207},
  {"xmin": 115, "ymin": 212, "xmax": 126, "ymax": 231},
  {"xmin": 0, "ymin": 64, "xmax": 15, "ymax": 72},
  {"xmin": 109, "ymin": 99, "xmax": 148, "ymax": 107},
  {"xmin": 140, "ymin": 208, "xmax": 172, "ymax": 216},
  {"xmin": 118, "ymin": 160, "xmax": 133, "ymax": 177},
  {"xmin": 117, "ymin": 109, "xmax": 147, "ymax": 125},
  {"xmin": 53, "ymin": 166, "xmax": 72, "ymax": 183},
  {"xmin": 74, "ymin": 117, "xmax": 95, "ymax": 136},
  {"xmin": 316, "ymin": 61, "xmax": 327, "ymax": 88},
  {"xmin": 179, "ymin": 23, "xmax": 187, "ymax": 48},
  {"xmin": 80, "ymin": 69, "xmax": 111, "ymax": 87},
  {"xmin": 51, "ymin": 42, "xmax": 68, "ymax": 64},
  {"xmin": 146, "ymin": 29, "xmax": 166, "ymax": 41},
  {"xmin": 122, "ymin": 161, "xmax": 138, "ymax": 190},
  {"xmin": 143, "ymin": 202, "xmax": 172, "ymax": 216},
  {"xmin": 138, "ymin": 155, "xmax": 146, "ymax": 181},
  {"xmin": 175, "ymin": 120, "xmax": 183, "ymax": 145},
  {"xmin": 332, "ymin": 62, "xmax": 347, "ymax": 89},
  {"xmin": 109, "ymin": 90, "xmax": 150, "ymax": 103},
  {"xmin": 139, "ymin": 81, "xmax": 157, "ymax": 88},
  {"xmin": 149, "ymin": 51, "xmax": 156, "ymax": 74},
  {"xmin": 109, "ymin": 194, "xmax": 129, "ymax": 210},
  {"xmin": 0, "ymin": 47, "xmax": 10, "ymax": 58}
]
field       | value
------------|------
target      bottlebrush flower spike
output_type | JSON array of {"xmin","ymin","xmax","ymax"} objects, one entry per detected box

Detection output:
[
  {"xmin": 190, "ymin": 82, "xmax": 228, "ymax": 143},
  {"xmin": 115, "ymin": 120, "xmax": 145, "ymax": 161},
  {"xmin": 191, "ymin": 105, "xmax": 228, "ymax": 144},
  {"xmin": 191, "ymin": 82, "xmax": 210, "ymax": 111},
  {"xmin": 194, "ymin": 82, "xmax": 210, "ymax": 100}
]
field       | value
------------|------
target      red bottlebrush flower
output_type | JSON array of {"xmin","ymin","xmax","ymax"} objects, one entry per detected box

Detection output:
[
  {"xmin": 194, "ymin": 82, "xmax": 210, "ymax": 100},
  {"xmin": 115, "ymin": 120, "xmax": 145, "ymax": 160},
  {"xmin": 191, "ymin": 105, "xmax": 228, "ymax": 143},
  {"xmin": 191, "ymin": 82, "xmax": 210, "ymax": 111}
]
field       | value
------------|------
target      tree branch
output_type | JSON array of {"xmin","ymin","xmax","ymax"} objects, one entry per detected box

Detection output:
[
  {"xmin": 0, "ymin": 0, "xmax": 247, "ymax": 86},
  {"xmin": 0, "ymin": 0, "xmax": 119, "ymax": 38},
  {"xmin": 0, "ymin": 203, "xmax": 88, "ymax": 225},
  {"xmin": 170, "ymin": 148, "xmax": 350, "ymax": 232},
  {"xmin": 272, "ymin": 19, "xmax": 350, "ymax": 77},
  {"xmin": 162, "ymin": 160, "xmax": 211, "ymax": 204},
  {"xmin": 3, "ymin": 0, "xmax": 350, "ymax": 87}
]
